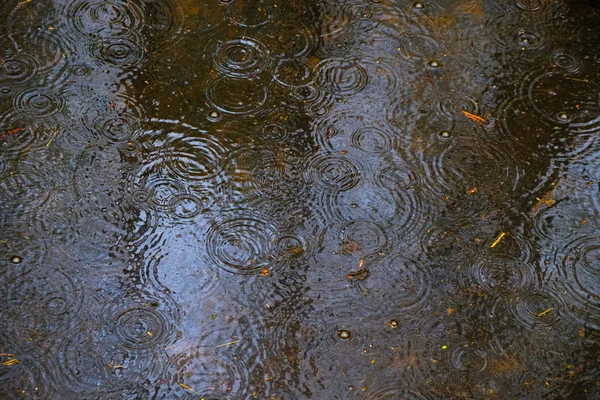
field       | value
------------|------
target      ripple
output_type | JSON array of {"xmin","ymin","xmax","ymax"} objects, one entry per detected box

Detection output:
[
  {"xmin": 88, "ymin": 30, "xmax": 146, "ymax": 66},
  {"xmin": 135, "ymin": 228, "xmax": 221, "ymax": 298},
  {"xmin": 523, "ymin": 69, "xmax": 600, "ymax": 133},
  {"xmin": 274, "ymin": 58, "xmax": 314, "ymax": 88},
  {"xmin": 293, "ymin": 84, "xmax": 331, "ymax": 115},
  {"xmin": 226, "ymin": 0, "xmax": 274, "ymax": 27},
  {"xmin": 0, "ymin": 162, "xmax": 54, "ymax": 210},
  {"xmin": 0, "ymin": 354, "xmax": 55, "ymax": 399},
  {"xmin": 0, "ymin": 115, "xmax": 61, "ymax": 156},
  {"xmin": 103, "ymin": 291, "xmax": 180, "ymax": 350},
  {"xmin": 205, "ymin": 76, "xmax": 268, "ymax": 115},
  {"xmin": 364, "ymin": 387, "xmax": 435, "ymax": 400},
  {"xmin": 560, "ymin": 237, "xmax": 600, "ymax": 329},
  {"xmin": 24, "ymin": 266, "xmax": 83, "ymax": 319},
  {"xmin": 138, "ymin": 120, "xmax": 229, "ymax": 185},
  {"xmin": 350, "ymin": 127, "xmax": 394, "ymax": 154},
  {"xmin": 550, "ymin": 50, "xmax": 584, "ymax": 74},
  {"xmin": 143, "ymin": 0, "xmax": 184, "ymax": 48},
  {"xmin": 316, "ymin": 59, "xmax": 368, "ymax": 97},
  {"xmin": 514, "ymin": 28, "xmax": 549, "ymax": 52},
  {"xmin": 13, "ymin": 87, "xmax": 65, "ymax": 118},
  {"xmin": 446, "ymin": 342, "xmax": 489, "ymax": 373},
  {"xmin": 167, "ymin": 347, "xmax": 248, "ymax": 399},
  {"xmin": 513, "ymin": 0, "xmax": 547, "ymax": 12},
  {"xmin": 137, "ymin": 175, "xmax": 188, "ymax": 210},
  {"xmin": 170, "ymin": 193, "xmax": 205, "ymax": 219},
  {"xmin": 494, "ymin": 290, "xmax": 567, "ymax": 334},
  {"xmin": 66, "ymin": 0, "xmax": 145, "ymax": 37},
  {"xmin": 361, "ymin": 58, "xmax": 404, "ymax": 97},
  {"xmin": 463, "ymin": 256, "xmax": 539, "ymax": 295},
  {"xmin": 306, "ymin": 154, "xmax": 362, "ymax": 191},
  {"xmin": 2, "ymin": 28, "xmax": 70, "ymax": 83},
  {"xmin": 421, "ymin": 134, "xmax": 522, "ymax": 200},
  {"xmin": 212, "ymin": 37, "xmax": 271, "ymax": 78},
  {"xmin": 396, "ymin": 35, "xmax": 439, "ymax": 62},
  {"xmin": 438, "ymin": 92, "xmax": 480, "ymax": 119},
  {"xmin": 376, "ymin": 162, "xmax": 422, "ymax": 192},
  {"xmin": 323, "ymin": 323, "xmax": 365, "ymax": 357},
  {"xmin": 361, "ymin": 254, "xmax": 431, "ymax": 313},
  {"xmin": 55, "ymin": 329, "xmax": 166, "ymax": 394},
  {"xmin": 71, "ymin": 147, "xmax": 132, "ymax": 248},
  {"xmin": 221, "ymin": 145, "xmax": 307, "ymax": 206},
  {"xmin": 316, "ymin": 1, "xmax": 349, "ymax": 41},
  {"xmin": 206, "ymin": 211, "xmax": 278, "ymax": 274},
  {"xmin": 160, "ymin": 136, "xmax": 227, "ymax": 181},
  {"xmin": 348, "ymin": 4, "xmax": 373, "ymax": 21},
  {"xmin": 0, "ymin": 85, "xmax": 13, "ymax": 97},
  {"xmin": 275, "ymin": 230, "xmax": 317, "ymax": 262},
  {"xmin": 83, "ymin": 95, "xmax": 143, "ymax": 142},
  {"xmin": 182, "ymin": 0, "xmax": 225, "ymax": 34},
  {"xmin": 260, "ymin": 122, "xmax": 288, "ymax": 142},
  {"xmin": 264, "ymin": 21, "xmax": 318, "ymax": 58},
  {"xmin": 338, "ymin": 219, "xmax": 394, "ymax": 257},
  {"xmin": 0, "ymin": 264, "xmax": 82, "ymax": 349},
  {"xmin": 387, "ymin": 99, "xmax": 454, "ymax": 151},
  {"xmin": 0, "ymin": 52, "xmax": 37, "ymax": 83}
]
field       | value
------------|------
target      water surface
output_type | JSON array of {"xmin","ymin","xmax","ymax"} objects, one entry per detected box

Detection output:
[{"xmin": 1, "ymin": 0, "xmax": 600, "ymax": 398}]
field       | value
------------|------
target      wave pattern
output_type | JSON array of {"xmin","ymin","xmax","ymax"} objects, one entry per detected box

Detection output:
[{"xmin": 2, "ymin": 0, "xmax": 600, "ymax": 398}]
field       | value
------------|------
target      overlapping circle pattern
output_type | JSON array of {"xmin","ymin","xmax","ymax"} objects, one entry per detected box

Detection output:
[{"xmin": 1, "ymin": 0, "xmax": 599, "ymax": 398}]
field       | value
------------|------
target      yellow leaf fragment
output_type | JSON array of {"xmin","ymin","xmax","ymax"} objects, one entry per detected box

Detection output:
[
  {"xmin": 216, "ymin": 339, "xmax": 242, "ymax": 348},
  {"xmin": 490, "ymin": 232, "xmax": 506, "ymax": 248},
  {"xmin": 537, "ymin": 307, "xmax": 554, "ymax": 317}
]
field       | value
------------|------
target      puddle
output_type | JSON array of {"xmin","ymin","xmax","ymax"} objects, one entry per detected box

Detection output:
[{"xmin": 1, "ymin": 0, "xmax": 600, "ymax": 398}]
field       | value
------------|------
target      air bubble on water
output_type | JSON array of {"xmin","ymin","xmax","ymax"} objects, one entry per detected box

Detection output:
[{"xmin": 337, "ymin": 330, "xmax": 351, "ymax": 340}]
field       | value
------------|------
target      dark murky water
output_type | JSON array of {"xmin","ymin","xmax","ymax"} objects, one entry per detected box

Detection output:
[{"xmin": 1, "ymin": 0, "xmax": 600, "ymax": 398}]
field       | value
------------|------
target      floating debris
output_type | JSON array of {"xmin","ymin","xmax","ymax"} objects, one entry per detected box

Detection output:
[
  {"xmin": 337, "ymin": 330, "xmax": 351, "ymax": 340},
  {"xmin": 347, "ymin": 268, "xmax": 370, "ymax": 281},
  {"xmin": 462, "ymin": 110, "xmax": 487, "ymax": 123},
  {"xmin": 537, "ymin": 307, "xmax": 554, "ymax": 318},
  {"xmin": 216, "ymin": 339, "xmax": 242, "ymax": 348},
  {"xmin": 490, "ymin": 232, "xmax": 506, "ymax": 248}
]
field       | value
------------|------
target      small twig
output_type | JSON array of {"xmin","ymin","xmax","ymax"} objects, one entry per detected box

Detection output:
[
  {"xmin": 46, "ymin": 130, "xmax": 58, "ymax": 147},
  {"xmin": 537, "ymin": 307, "xmax": 554, "ymax": 318},
  {"xmin": 216, "ymin": 339, "xmax": 241, "ymax": 348},
  {"xmin": 178, "ymin": 89, "xmax": 189, "ymax": 104},
  {"xmin": 490, "ymin": 232, "xmax": 506, "ymax": 248},
  {"xmin": 462, "ymin": 110, "xmax": 487, "ymax": 124}
]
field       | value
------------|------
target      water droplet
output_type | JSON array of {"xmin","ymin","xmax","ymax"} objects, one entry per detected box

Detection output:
[
  {"xmin": 440, "ymin": 130, "xmax": 451, "ymax": 139},
  {"xmin": 11, "ymin": 256, "xmax": 22, "ymax": 264},
  {"xmin": 209, "ymin": 111, "xmax": 220, "ymax": 119},
  {"xmin": 558, "ymin": 112, "xmax": 569, "ymax": 121},
  {"xmin": 413, "ymin": 2, "xmax": 424, "ymax": 9},
  {"xmin": 337, "ymin": 329, "xmax": 351, "ymax": 340},
  {"xmin": 387, "ymin": 319, "xmax": 399, "ymax": 328},
  {"xmin": 429, "ymin": 60, "xmax": 441, "ymax": 68}
]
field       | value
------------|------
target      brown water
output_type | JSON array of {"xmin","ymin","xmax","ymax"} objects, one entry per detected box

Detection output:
[{"xmin": 1, "ymin": 0, "xmax": 600, "ymax": 398}]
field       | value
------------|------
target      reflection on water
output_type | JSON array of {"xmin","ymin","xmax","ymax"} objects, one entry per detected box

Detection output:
[{"xmin": 1, "ymin": 0, "xmax": 600, "ymax": 398}]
